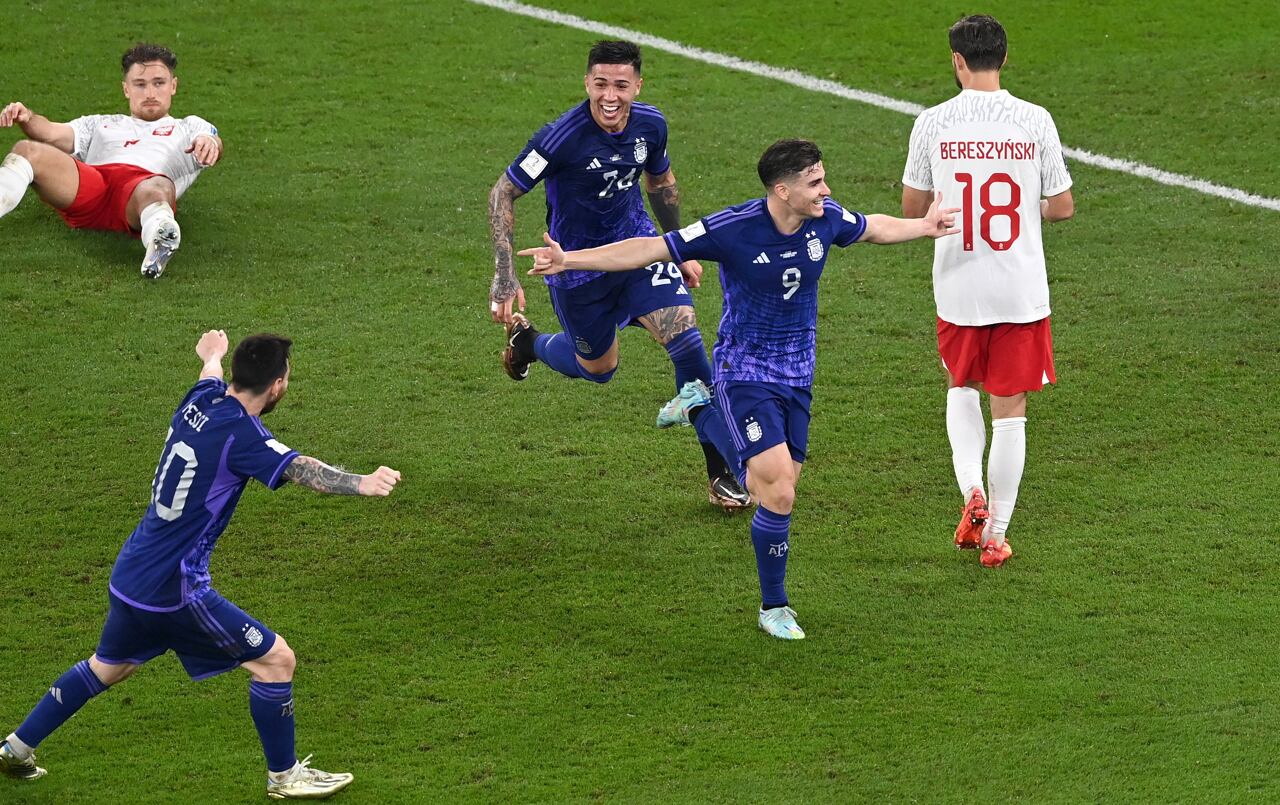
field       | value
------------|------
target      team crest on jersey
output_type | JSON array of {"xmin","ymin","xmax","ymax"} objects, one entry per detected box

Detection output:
[
  {"xmin": 806, "ymin": 238, "xmax": 823, "ymax": 261},
  {"xmin": 243, "ymin": 624, "xmax": 264, "ymax": 648},
  {"xmin": 634, "ymin": 137, "xmax": 647, "ymax": 164},
  {"xmin": 575, "ymin": 337, "xmax": 594, "ymax": 355},
  {"xmin": 152, "ymin": 125, "xmax": 174, "ymax": 136},
  {"xmin": 745, "ymin": 419, "xmax": 763, "ymax": 442}
]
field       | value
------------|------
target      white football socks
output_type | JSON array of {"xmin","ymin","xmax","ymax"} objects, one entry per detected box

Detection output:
[
  {"xmin": 139, "ymin": 200, "xmax": 177, "ymax": 245},
  {"xmin": 4, "ymin": 731, "xmax": 34, "ymax": 759},
  {"xmin": 946, "ymin": 386, "xmax": 986, "ymax": 498},
  {"xmin": 0, "ymin": 153, "xmax": 34, "ymax": 218},
  {"xmin": 987, "ymin": 416, "xmax": 1027, "ymax": 542}
]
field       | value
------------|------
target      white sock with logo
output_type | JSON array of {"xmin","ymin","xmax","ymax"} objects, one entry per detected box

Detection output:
[
  {"xmin": 946, "ymin": 386, "xmax": 986, "ymax": 498},
  {"xmin": 987, "ymin": 416, "xmax": 1027, "ymax": 543},
  {"xmin": 139, "ymin": 200, "xmax": 177, "ymax": 245},
  {"xmin": 0, "ymin": 153, "xmax": 34, "ymax": 217}
]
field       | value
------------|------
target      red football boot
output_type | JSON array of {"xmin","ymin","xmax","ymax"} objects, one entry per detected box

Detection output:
[
  {"xmin": 954, "ymin": 488, "xmax": 989, "ymax": 549},
  {"xmin": 980, "ymin": 537, "xmax": 1013, "ymax": 568}
]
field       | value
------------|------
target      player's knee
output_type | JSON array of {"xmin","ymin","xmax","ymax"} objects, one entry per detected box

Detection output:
[
  {"xmin": 753, "ymin": 476, "xmax": 795, "ymax": 513},
  {"xmin": 11, "ymin": 139, "xmax": 50, "ymax": 167},
  {"xmin": 264, "ymin": 635, "xmax": 297, "ymax": 677},
  {"xmin": 88, "ymin": 655, "xmax": 139, "ymax": 687},
  {"xmin": 579, "ymin": 365, "xmax": 617, "ymax": 384},
  {"xmin": 132, "ymin": 177, "xmax": 176, "ymax": 206}
]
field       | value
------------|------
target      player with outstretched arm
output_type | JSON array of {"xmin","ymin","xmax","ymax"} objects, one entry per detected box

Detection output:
[
  {"xmin": 520, "ymin": 139, "xmax": 958, "ymax": 639},
  {"xmin": 0, "ymin": 330, "xmax": 400, "ymax": 800}
]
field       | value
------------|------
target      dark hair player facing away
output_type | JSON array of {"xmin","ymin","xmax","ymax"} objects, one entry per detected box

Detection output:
[{"xmin": 0, "ymin": 330, "xmax": 401, "ymax": 800}]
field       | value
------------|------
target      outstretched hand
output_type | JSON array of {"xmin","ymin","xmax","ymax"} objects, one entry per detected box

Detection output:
[
  {"xmin": 358, "ymin": 466, "xmax": 401, "ymax": 497},
  {"xmin": 924, "ymin": 191, "xmax": 961, "ymax": 239},
  {"xmin": 0, "ymin": 102, "xmax": 32, "ymax": 128},
  {"xmin": 489, "ymin": 279, "xmax": 526, "ymax": 325},
  {"xmin": 518, "ymin": 232, "xmax": 568, "ymax": 276}
]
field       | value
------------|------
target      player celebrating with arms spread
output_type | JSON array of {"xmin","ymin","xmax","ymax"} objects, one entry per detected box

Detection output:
[
  {"xmin": 0, "ymin": 43, "xmax": 222, "ymax": 279},
  {"xmin": 488, "ymin": 39, "xmax": 750, "ymax": 511},
  {"xmin": 520, "ymin": 140, "xmax": 958, "ymax": 639},
  {"xmin": 901, "ymin": 15, "xmax": 1074, "ymax": 568},
  {"xmin": 0, "ymin": 330, "xmax": 400, "ymax": 800}
]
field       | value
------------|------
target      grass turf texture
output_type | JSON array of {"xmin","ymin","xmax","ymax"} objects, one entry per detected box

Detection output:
[{"xmin": 1, "ymin": 0, "xmax": 1277, "ymax": 801}]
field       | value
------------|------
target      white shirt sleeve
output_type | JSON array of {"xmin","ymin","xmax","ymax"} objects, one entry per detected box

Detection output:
[
  {"xmin": 901, "ymin": 114, "xmax": 934, "ymax": 192},
  {"xmin": 67, "ymin": 115, "xmax": 103, "ymax": 161},
  {"xmin": 180, "ymin": 115, "xmax": 218, "ymax": 140},
  {"xmin": 1039, "ymin": 112, "xmax": 1073, "ymax": 197}
]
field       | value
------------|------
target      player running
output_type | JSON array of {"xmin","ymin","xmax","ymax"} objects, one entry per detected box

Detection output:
[
  {"xmin": 519, "ymin": 140, "xmax": 959, "ymax": 639},
  {"xmin": 901, "ymin": 15, "xmax": 1075, "ymax": 568},
  {"xmin": 487, "ymin": 39, "xmax": 751, "ymax": 512},
  {"xmin": 0, "ymin": 330, "xmax": 400, "ymax": 800},
  {"xmin": 0, "ymin": 43, "xmax": 222, "ymax": 279}
]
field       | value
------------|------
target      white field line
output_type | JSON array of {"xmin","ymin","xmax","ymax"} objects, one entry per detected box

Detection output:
[{"xmin": 468, "ymin": 0, "xmax": 1280, "ymax": 213}]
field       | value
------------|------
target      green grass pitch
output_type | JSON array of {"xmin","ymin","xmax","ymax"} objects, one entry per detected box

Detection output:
[{"xmin": 1, "ymin": 1, "xmax": 1277, "ymax": 801}]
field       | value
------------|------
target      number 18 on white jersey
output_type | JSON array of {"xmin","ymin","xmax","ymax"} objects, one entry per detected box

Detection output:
[{"xmin": 903, "ymin": 89, "xmax": 1072, "ymax": 326}]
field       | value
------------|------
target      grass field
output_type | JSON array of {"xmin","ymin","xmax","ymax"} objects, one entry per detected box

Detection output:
[{"xmin": 1, "ymin": 1, "xmax": 1278, "ymax": 802}]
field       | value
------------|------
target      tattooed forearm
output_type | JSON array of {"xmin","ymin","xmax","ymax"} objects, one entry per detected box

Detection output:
[
  {"xmin": 488, "ymin": 174, "xmax": 524, "ymax": 302},
  {"xmin": 638, "ymin": 304, "xmax": 697, "ymax": 344},
  {"xmin": 646, "ymin": 181, "xmax": 682, "ymax": 233},
  {"xmin": 283, "ymin": 455, "xmax": 361, "ymax": 495}
]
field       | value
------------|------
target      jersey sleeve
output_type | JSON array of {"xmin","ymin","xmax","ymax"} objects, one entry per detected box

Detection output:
[
  {"xmin": 645, "ymin": 112, "xmax": 671, "ymax": 176},
  {"xmin": 901, "ymin": 113, "xmax": 934, "ymax": 192},
  {"xmin": 505, "ymin": 124, "xmax": 559, "ymax": 193},
  {"xmin": 1039, "ymin": 112, "xmax": 1073, "ymax": 198},
  {"xmin": 662, "ymin": 218, "xmax": 720, "ymax": 265},
  {"xmin": 67, "ymin": 115, "xmax": 103, "ymax": 161},
  {"xmin": 180, "ymin": 115, "xmax": 219, "ymax": 141},
  {"xmin": 228, "ymin": 420, "xmax": 299, "ymax": 490},
  {"xmin": 825, "ymin": 201, "xmax": 868, "ymax": 247}
]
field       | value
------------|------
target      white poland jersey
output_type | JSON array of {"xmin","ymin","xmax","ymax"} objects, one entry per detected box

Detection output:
[
  {"xmin": 68, "ymin": 114, "xmax": 217, "ymax": 198},
  {"xmin": 903, "ymin": 89, "xmax": 1072, "ymax": 326}
]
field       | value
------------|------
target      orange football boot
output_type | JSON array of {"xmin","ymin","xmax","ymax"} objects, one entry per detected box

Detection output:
[
  {"xmin": 980, "ymin": 537, "xmax": 1013, "ymax": 568},
  {"xmin": 954, "ymin": 489, "xmax": 989, "ymax": 549}
]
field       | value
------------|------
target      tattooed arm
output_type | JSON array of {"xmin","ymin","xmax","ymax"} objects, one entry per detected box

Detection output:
[
  {"xmin": 643, "ymin": 168, "xmax": 703, "ymax": 289},
  {"xmin": 283, "ymin": 456, "xmax": 401, "ymax": 497},
  {"xmin": 643, "ymin": 168, "xmax": 682, "ymax": 233},
  {"xmin": 489, "ymin": 173, "xmax": 529, "ymax": 324}
]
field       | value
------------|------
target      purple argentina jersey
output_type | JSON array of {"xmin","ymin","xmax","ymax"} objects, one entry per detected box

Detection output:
[
  {"xmin": 108, "ymin": 378, "xmax": 298, "ymax": 611},
  {"xmin": 506, "ymin": 99, "xmax": 671, "ymax": 290},
  {"xmin": 664, "ymin": 198, "xmax": 867, "ymax": 386}
]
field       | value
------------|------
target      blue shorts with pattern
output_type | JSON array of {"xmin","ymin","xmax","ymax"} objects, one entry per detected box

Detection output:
[
  {"xmin": 714, "ymin": 380, "xmax": 813, "ymax": 465},
  {"xmin": 95, "ymin": 588, "xmax": 276, "ymax": 681},
  {"xmin": 547, "ymin": 261, "xmax": 692, "ymax": 359}
]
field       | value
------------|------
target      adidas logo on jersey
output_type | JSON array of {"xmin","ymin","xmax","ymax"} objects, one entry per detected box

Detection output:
[
  {"xmin": 752, "ymin": 252, "xmax": 770, "ymax": 264},
  {"xmin": 586, "ymin": 158, "xmax": 602, "ymax": 170}
]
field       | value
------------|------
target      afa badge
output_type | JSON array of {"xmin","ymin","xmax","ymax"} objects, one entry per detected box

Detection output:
[{"xmin": 806, "ymin": 238, "xmax": 824, "ymax": 261}]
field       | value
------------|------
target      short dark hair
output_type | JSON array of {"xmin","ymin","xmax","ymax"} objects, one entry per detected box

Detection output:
[
  {"xmin": 587, "ymin": 40, "xmax": 642, "ymax": 75},
  {"xmin": 122, "ymin": 43, "xmax": 177, "ymax": 74},
  {"xmin": 757, "ymin": 139, "xmax": 823, "ymax": 188},
  {"xmin": 231, "ymin": 334, "xmax": 292, "ymax": 394},
  {"xmin": 949, "ymin": 15, "xmax": 1006, "ymax": 72}
]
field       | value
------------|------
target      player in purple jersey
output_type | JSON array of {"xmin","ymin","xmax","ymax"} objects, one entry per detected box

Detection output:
[
  {"xmin": 0, "ymin": 330, "xmax": 400, "ymax": 800},
  {"xmin": 519, "ymin": 140, "xmax": 959, "ymax": 639},
  {"xmin": 487, "ymin": 39, "xmax": 751, "ymax": 511}
]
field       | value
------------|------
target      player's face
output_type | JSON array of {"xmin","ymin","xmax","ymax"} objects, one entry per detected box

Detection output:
[
  {"xmin": 122, "ymin": 61, "xmax": 178, "ymax": 121},
  {"xmin": 584, "ymin": 63, "xmax": 641, "ymax": 133},
  {"xmin": 259, "ymin": 364, "xmax": 290, "ymax": 416},
  {"xmin": 778, "ymin": 162, "xmax": 831, "ymax": 220}
]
